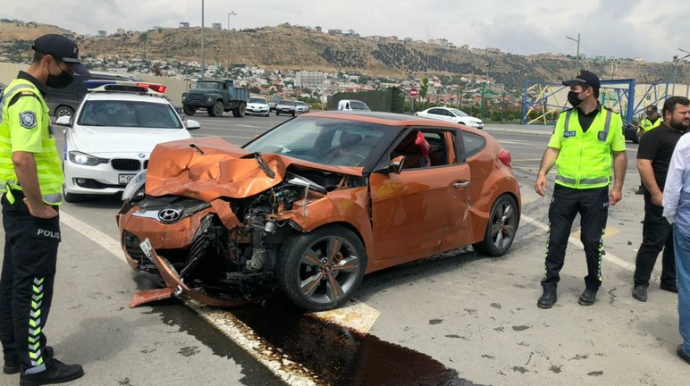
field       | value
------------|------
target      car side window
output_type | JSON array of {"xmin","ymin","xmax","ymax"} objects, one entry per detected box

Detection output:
[
  {"xmin": 390, "ymin": 130, "xmax": 450, "ymax": 170},
  {"xmin": 428, "ymin": 108, "xmax": 440, "ymax": 115},
  {"xmin": 462, "ymin": 131, "xmax": 486, "ymax": 158}
]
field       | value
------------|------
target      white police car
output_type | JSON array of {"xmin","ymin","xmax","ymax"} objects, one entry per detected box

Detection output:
[{"xmin": 56, "ymin": 85, "xmax": 200, "ymax": 202}]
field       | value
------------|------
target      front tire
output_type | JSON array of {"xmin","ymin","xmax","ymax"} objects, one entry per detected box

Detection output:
[
  {"xmin": 183, "ymin": 104, "xmax": 196, "ymax": 116},
  {"xmin": 472, "ymin": 194, "xmax": 519, "ymax": 257},
  {"xmin": 277, "ymin": 225, "xmax": 367, "ymax": 312},
  {"xmin": 54, "ymin": 106, "xmax": 74, "ymax": 118},
  {"xmin": 62, "ymin": 186, "xmax": 85, "ymax": 203}
]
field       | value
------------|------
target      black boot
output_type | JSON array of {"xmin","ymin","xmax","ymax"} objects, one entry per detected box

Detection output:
[
  {"xmin": 19, "ymin": 357, "xmax": 84, "ymax": 386},
  {"xmin": 635, "ymin": 185, "xmax": 645, "ymax": 195},
  {"xmin": 537, "ymin": 290, "xmax": 557, "ymax": 309},
  {"xmin": 3, "ymin": 347, "xmax": 54, "ymax": 375}
]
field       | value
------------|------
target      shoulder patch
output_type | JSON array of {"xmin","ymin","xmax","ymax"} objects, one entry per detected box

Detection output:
[{"xmin": 19, "ymin": 111, "xmax": 37, "ymax": 129}]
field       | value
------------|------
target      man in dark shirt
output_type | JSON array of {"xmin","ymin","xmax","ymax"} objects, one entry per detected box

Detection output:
[{"xmin": 632, "ymin": 96, "xmax": 690, "ymax": 302}]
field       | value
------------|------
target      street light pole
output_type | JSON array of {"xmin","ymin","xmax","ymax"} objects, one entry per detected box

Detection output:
[
  {"xmin": 227, "ymin": 11, "xmax": 237, "ymax": 74},
  {"xmin": 566, "ymin": 33, "xmax": 581, "ymax": 63},
  {"xmin": 200, "ymin": 0, "xmax": 205, "ymax": 79}
]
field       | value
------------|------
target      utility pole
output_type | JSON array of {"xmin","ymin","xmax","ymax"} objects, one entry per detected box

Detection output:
[
  {"xmin": 566, "ymin": 33, "xmax": 581, "ymax": 65},
  {"xmin": 200, "ymin": 0, "xmax": 205, "ymax": 79},
  {"xmin": 227, "ymin": 11, "xmax": 237, "ymax": 74}
]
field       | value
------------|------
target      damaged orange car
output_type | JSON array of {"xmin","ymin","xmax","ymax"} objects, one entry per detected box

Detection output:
[{"xmin": 117, "ymin": 112, "xmax": 521, "ymax": 311}]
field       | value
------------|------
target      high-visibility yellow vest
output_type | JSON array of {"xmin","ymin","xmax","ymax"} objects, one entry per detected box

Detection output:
[
  {"xmin": 551, "ymin": 108, "xmax": 625, "ymax": 190},
  {"xmin": 0, "ymin": 78, "xmax": 63, "ymax": 205},
  {"xmin": 640, "ymin": 118, "xmax": 661, "ymax": 132}
]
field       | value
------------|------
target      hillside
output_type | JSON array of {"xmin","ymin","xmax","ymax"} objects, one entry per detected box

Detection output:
[
  {"xmin": 0, "ymin": 19, "xmax": 72, "ymax": 42},
  {"xmin": 0, "ymin": 22, "xmax": 685, "ymax": 89}
]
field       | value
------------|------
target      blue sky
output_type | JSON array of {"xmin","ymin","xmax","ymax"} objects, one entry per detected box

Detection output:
[{"xmin": 5, "ymin": 0, "xmax": 688, "ymax": 63}]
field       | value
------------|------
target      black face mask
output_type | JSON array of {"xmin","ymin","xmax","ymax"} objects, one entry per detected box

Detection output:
[
  {"xmin": 47, "ymin": 70, "xmax": 74, "ymax": 89},
  {"xmin": 567, "ymin": 91, "xmax": 583, "ymax": 107}
]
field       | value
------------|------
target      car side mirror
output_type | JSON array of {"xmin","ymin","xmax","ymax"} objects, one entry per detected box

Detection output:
[
  {"xmin": 55, "ymin": 115, "xmax": 72, "ymax": 127},
  {"xmin": 186, "ymin": 119, "xmax": 201, "ymax": 130},
  {"xmin": 375, "ymin": 155, "xmax": 405, "ymax": 175}
]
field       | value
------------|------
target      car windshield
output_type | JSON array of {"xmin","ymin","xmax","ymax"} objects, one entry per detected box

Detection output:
[
  {"xmin": 77, "ymin": 100, "xmax": 183, "ymax": 129},
  {"xmin": 448, "ymin": 108, "xmax": 469, "ymax": 117},
  {"xmin": 350, "ymin": 101, "xmax": 370, "ymax": 110},
  {"xmin": 244, "ymin": 117, "xmax": 388, "ymax": 167},
  {"xmin": 196, "ymin": 81, "xmax": 221, "ymax": 89},
  {"xmin": 279, "ymin": 101, "xmax": 295, "ymax": 106},
  {"xmin": 249, "ymin": 98, "xmax": 267, "ymax": 103}
]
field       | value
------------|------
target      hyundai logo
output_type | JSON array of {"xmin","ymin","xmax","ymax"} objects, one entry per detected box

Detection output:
[{"xmin": 158, "ymin": 208, "xmax": 182, "ymax": 223}]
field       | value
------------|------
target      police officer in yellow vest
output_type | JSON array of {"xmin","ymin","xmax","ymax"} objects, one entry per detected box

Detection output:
[
  {"xmin": 637, "ymin": 105, "xmax": 662, "ymax": 138},
  {"xmin": 0, "ymin": 34, "xmax": 88, "ymax": 385},
  {"xmin": 534, "ymin": 70, "xmax": 627, "ymax": 309}
]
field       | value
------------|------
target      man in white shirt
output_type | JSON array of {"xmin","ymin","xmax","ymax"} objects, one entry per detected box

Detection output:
[{"xmin": 662, "ymin": 99, "xmax": 690, "ymax": 365}]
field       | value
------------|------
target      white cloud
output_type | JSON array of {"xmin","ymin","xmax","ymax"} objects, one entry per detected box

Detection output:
[{"xmin": 5, "ymin": 0, "xmax": 689, "ymax": 62}]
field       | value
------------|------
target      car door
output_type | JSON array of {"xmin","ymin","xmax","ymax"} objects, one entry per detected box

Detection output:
[{"xmin": 368, "ymin": 128, "xmax": 471, "ymax": 269}]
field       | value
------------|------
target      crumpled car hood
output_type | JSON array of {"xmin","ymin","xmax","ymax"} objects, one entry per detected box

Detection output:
[{"xmin": 145, "ymin": 137, "xmax": 364, "ymax": 202}]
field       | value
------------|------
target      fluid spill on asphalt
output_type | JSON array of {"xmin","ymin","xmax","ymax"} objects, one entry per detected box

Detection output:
[
  {"xmin": 134, "ymin": 271, "xmax": 286, "ymax": 386},
  {"xmin": 230, "ymin": 299, "xmax": 488, "ymax": 386}
]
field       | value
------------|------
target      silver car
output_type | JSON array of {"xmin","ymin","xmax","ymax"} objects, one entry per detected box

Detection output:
[{"xmin": 295, "ymin": 101, "xmax": 310, "ymax": 114}]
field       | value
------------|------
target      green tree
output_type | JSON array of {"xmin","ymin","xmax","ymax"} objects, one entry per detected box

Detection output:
[{"xmin": 420, "ymin": 77, "xmax": 429, "ymax": 99}]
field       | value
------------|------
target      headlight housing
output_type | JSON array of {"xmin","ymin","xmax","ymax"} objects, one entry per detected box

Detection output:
[
  {"xmin": 68, "ymin": 151, "xmax": 101, "ymax": 166},
  {"xmin": 207, "ymin": 96, "xmax": 214, "ymax": 102},
  {"xmin": 122, "ymin": 170, "xmax": 147, "ymax": 202}
]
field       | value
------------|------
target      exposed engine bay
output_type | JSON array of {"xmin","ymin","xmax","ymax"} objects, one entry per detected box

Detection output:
[{"xmin": 122, "ymin": 167, "xmax": 366, "ymax": 306}]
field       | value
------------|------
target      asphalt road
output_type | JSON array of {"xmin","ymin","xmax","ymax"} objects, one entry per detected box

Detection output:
[{"xmin": 1, "ymin": 112, "xmax": 688, "ymax": 386}]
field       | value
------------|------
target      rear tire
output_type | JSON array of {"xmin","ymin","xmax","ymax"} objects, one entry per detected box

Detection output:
[
  {"xmin": 232, "ymin": 103, "xmax": 246, "ymax": 118},
  {"xmin": 472, "ymin": 194, "xmax": 519, "ymax": 257},
  {"xmin": 208, "ymin": 101, "xmax": 224, "ymax": 117},
  {"xmin": 276, "ymin": 111, "xmax": 280, "ymax": 116}
]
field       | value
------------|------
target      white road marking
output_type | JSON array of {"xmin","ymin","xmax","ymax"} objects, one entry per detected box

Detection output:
[{"xmin": 521, "ymin": 214, "xmax": 649, "ymax": 278}]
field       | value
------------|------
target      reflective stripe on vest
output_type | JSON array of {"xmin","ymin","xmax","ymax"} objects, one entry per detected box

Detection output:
[
  {"xmin": 0, "ymin": 84, "xmax": 34, "ymax": 124},
  {"xmin": 555, "ymin": 108, "xmax": 615, "ymax": 189}
]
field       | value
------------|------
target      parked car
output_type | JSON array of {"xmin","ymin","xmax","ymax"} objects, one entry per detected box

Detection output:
[
  {"xmin": 117, "ymin": 111, "xmax": 521, "ymax": 311},
  {"xmin": 337, "ymin": 99, "xmax": 370, "ymax": 111},
  {"xmin": 276, "ymin": 100, "xmax": 296, "ymax": 116},
  {"xmin": 623, "ymin": 123, "xmax": 639, "ymax": 144},
  {"xmin": 295, "ymin": 101, "xmax": 310, "ymax": 114},
  {"xmin": 246, "ymin": 97, "xmax": 270, "ymax": 117},
  {"xmin": 269, "ymin": 95, "xmax": 282, "ymax": 112},
  {"xmin": 416, "ymin": 107, "xmax": 484, "ymax": 129},
  {"xmin": 46, "ymin": 71, "xmax": 165, "ymax": 118},
  {"xmin": 56, "ymin": 85, "xmax": 200, "ymax": 202}
]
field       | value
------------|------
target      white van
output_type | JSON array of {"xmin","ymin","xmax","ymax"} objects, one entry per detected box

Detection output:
[{"xmin": 337, "ymin": 99, "xmax": 371, "ymax": 111}]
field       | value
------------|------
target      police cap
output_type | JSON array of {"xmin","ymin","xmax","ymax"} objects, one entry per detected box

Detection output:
[
  {"xmin": 31, "ymin": 34, "xmax": 90, "ymax": 76},
  {"xmin": 562, "ymin": 70, "xmax": 601, "ymax": 89}
]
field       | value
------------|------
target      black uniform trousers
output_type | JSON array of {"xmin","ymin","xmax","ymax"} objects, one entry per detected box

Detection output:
[
  {"xmin": 633, "ymin": 190, "xmax": 676, "ymax": 288},
  {"xmin": 541, "ymin": 184, "xmax": 609, "ymax": 292},
  {"xmin": 0, "ymin": 190, "xmax": 59, "ymax": 374}
]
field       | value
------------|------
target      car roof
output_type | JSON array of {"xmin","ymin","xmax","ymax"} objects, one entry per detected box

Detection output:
[
  {"xmin": 306, "ymin": 111, "xmax": 463, "ymax": 128},
  {"xmin": 83, "ymin": 92, "xmax": 170, "ymax": 104}
]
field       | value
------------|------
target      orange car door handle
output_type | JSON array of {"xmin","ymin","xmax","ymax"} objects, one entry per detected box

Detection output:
[{"xmin": 453, "ymin": 181, "xmax": 470, "ymax": 188}]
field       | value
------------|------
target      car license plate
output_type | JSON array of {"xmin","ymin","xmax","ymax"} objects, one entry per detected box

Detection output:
[
  {"xmin": 139, "ymin": 238, "xmax": 153, "ymax": 261},
  {"xmin": 119, "ymin": 174, "xmax": 135, "ymax": 184}
]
